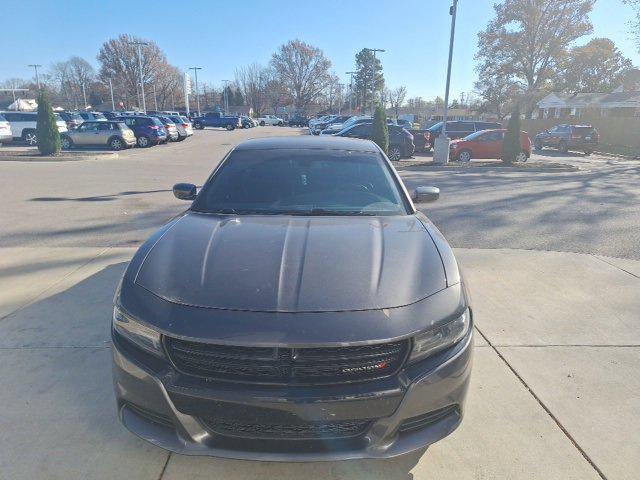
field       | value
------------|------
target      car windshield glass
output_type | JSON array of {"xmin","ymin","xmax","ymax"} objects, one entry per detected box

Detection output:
[
  {"xmin": 192, "ymin": 149, "xmax": 408, "ymax": 216},
  {"xmin": 428, "ymin": 122, "xmax": 443, "ymax": 131},
  {"xmin": 463, "ymin": 130, "xmax": 486, "ymax": 141},
  {"xmin": 150, "ymin": 117, "xmax": 164, "ymax": 126},
  {"xmin": 574, "ymin": 126, "xmax": 595, "ymax": 134}
]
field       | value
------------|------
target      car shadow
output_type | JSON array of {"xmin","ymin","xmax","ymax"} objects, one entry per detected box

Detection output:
[
  {"xmin": 28, "ymin": 188, "xmax": 176, "ymax": 203},
  {"xmin": 0, "ymin": 261, "xmax": 426, "ymax": 479}
]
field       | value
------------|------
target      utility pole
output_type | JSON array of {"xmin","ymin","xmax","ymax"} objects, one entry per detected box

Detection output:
[
  {"xmin": 129, "ymin": 41, "xmax": 148, "ymax": 112},
  {"xmin": 434, "ymin": 0, "xmax": 459, "ymax": 165},
  {"xmin": 184, "ymin": 73, "xmax": 191, "ymax": 116},
  {"xmin": 346, "ymin": 71, "xmax": 356, "ymax": 114},
  {"xmin": 222, "ymin": 79, "xmax": 231, "ymax": 114},
  {"xmin": 364, "ymin": 48, "xmax": 385, "ymax": 114},
  {"xmin": 108, "ymin": 78, "xmax": 115, "ymax": 110},
  {"xmin": 189, "ymin": 67, "xmax": 202, "ymax": 116},
  {"xmin": 28, "ymin": 64, "xmax": 42, "ymax": 90}
]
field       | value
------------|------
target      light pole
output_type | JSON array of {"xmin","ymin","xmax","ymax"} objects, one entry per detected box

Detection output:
[
  {"xmin": 364, "ymin": 48, "xmax": 385, "ymax": 113},
  {"xmin": 81, "ymin": 82, "xmax": 88, "ymax": 110},
  {"xmin": 222, "ymin": 79, "xmax": 231, "ymax": 114},
  {"xmin": 190, "ymin": 67, "xmax": 202, "ymax": 116},
  {"xmin": 108, "ymin": 78, "xmax": 115, "ymax": 110},
  {"xmin": 129, "ymin": 41, "xmax": 148, "ymax": 112},
  {"xmin": 28, "ymin": 64, "xmax": 42, "ymax": 90},
  {"xmin": 346, "ymin": 71, "xmax": 356, "ymax": 114},
  {"xmin": 434, "ymin": 0, "xmax": 459, "ymax": 165}
]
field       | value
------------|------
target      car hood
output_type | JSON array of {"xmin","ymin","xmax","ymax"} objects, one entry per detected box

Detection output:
[{"xmin": 133, "ymin": 212, "xmax": 446, "ymax": 313}]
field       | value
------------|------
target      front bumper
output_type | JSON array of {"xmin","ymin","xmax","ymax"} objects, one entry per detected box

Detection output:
[
  {"xmin": 112, "ymin": 326, "xmax": 473, "ymax": 461},
  {"xmin": 0, "ymin": 133, "xmax": 12, "ymax": 143}
]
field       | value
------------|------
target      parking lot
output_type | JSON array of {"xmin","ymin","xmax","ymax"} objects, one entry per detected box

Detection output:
[{"xmin": 0, "ymin": 126, "xmax": 638, "ymax": 479}]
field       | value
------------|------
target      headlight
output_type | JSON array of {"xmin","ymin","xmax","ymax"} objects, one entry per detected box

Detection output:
[
  {"xmin": 112, "ymin": 304, "xmax": 163, "ymax": 357},
  {"xmin": 408, "ymin": 309, "xmax": 470, "ymax": 364}
]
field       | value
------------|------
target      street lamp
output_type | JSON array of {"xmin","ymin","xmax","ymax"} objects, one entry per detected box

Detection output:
[
  {"xmin": 189, "ymin": 67, "xmax": 202, "ymax": 117},
  {"xmin": 346, "ymin": 71, "xmax": 356, "ymax": 114},
  {"xmin": 129, "ymin": 41, "xmax": 148, "ymax": 112},
  {"xmin": 108, "ymin": 78, "xmax": 115, "ymax": 110},
  {"xmin": 364, "ymin": 48, "xmax": 385, "ymax": 113},
  {"xmin": 434, "ymin": 0, "xmax": 459, "ymax": 165},
  {"xmin": 222, "ymin": 79, "xmax": 231, "ymax": 115},
  {"xmin": 28, "ymin": 64, "xmax": 42, "ymax": 90}
]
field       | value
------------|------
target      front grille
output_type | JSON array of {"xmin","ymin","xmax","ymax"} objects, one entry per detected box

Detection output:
[
  {"xmin": 200, "ymin": 417, "xmax": 370, "ymax": 440},
  {"xmin": 164, "ymin": 338, "xmax": 409, "ymax": 384}
]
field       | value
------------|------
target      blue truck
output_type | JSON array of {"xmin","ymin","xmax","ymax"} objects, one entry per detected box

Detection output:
[{"xmin": 192, "ymin": 112, "xmax": 242, "ymax": 131}]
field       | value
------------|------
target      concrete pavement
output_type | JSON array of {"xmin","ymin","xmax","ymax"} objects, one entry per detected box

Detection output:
[{"xmin": 0, "ymin": 246, "xmax": 637, "ymax": 480}]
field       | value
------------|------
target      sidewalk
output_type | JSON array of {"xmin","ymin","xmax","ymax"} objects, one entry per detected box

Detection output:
[{"xmin": 0, "ymin": 246, "xmax": 637, "ymax": 479}]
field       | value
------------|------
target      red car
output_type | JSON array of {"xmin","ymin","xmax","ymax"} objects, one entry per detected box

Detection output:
[{"xmin": 449, "ymin": 129, "xmax": 532, "ymax": 162}]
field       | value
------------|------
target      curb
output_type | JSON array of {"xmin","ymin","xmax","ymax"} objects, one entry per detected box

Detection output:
[{"xmin": 0, "ymin": 152, "xmax": 119, "ymax": 162}]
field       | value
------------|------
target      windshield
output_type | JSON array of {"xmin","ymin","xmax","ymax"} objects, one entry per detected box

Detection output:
[
  {"xmin": 192, "ymin": 149, "xmax": 408, "ymax": 216},
  {"xmin": 463, "ymin": 130, "xmax": 486, "ymax": 141},
  {"xmin": 428, "ymin": 122, "xmax": 443, "ymax": 132}
]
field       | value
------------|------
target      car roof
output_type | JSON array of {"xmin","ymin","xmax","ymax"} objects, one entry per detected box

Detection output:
[{"xmin": 234, "ymin": 136, "xmax": 380, "ymax": 152}]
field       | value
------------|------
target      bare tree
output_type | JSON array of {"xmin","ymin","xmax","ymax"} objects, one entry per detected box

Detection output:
[
  {"xmin": 388, "ymin": 86, "xmax": 407, "ymax": 118},
  {"xmin": 270, "ymin": 39, "xmax": 333, "ymax": 112},
  {"xmin": 235, "ymin": 63, "xmax": 269, "ymax": 115}
]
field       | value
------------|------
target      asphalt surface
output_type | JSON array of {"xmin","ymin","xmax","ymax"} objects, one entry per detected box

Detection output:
[{"xmin": 1, "ymin": 128, "xmax": 638, "ymax": 259}]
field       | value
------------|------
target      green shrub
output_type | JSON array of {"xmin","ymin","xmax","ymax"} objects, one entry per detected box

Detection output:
[
  {"xmin": 501, "ymin": 104, "xmax": 522, "ymax": 163},
  {"xmin": 36, "ymin": 90, "xmax": 61, "ymax": 155},
  {"xmin": 372, "ymin": 104, "xmax": 389, "ymax": 154}
]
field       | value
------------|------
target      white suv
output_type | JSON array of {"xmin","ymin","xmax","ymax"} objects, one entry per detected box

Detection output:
[
  {"xmin": 0, "ymin": 111, "xmax": 68, "ymax": 146},
  {"xmin": 257, "ymin": 114, "xmax": 284, "ymax": 126},
  {"xmin": 0, "ymin": 114, "xmax": 12, "ymax": 144}
]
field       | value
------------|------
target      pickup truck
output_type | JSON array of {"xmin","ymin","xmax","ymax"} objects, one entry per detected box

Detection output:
[{"xmin": 192, "ymin": 112, "xmax": 242, "ymax": 131}]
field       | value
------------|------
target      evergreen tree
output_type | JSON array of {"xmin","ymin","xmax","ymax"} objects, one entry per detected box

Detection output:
[
  {"xmin": 501, "ymin": 105, "xmax": 522, "ymax": 163},
  {"xmin": 234, "ymin": 87, "xmax": 244, "ymax": 105},
  {"xmin": 372, "ymin": 104, "xmax": 389, "ymax": 154},
  {"xmin": 36, "ymin": 90, "xmax": 61, "ymax": 155}
]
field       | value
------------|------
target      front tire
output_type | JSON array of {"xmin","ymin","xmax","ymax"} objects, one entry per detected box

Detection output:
[
  {"xmin": 60, "ymin": 135, "xmax": 73, "ymax": 150},
  {"xmin": 516, "ymin": 151, "xmax": 529, "ymax": 162},
  {"xmin": 226, "ymin": 124, "xmax": 234, "ymax": 131},
  {"xmin": 277, "ymin": 121, "xmax": 283, "ymax": 126},
  {"xmin": 259, "ymin": 121, "xmax": 265, "ymax": 126},
  {"xmin": 194, "ymin": 122, "xmax": 204, "ymax": 130},
  {"xmin": 23, "ymin": 129, "xmax": 37, "ymax": 146},
  {"xmin": 388, "ymin": 145, "xmax": 402, "ymax": 161},
  {"xmin": 137, "ymin": 135, "xmax": 151, "ymax": 148},
  {"xmin": 458, "ymin": 149, "xmax": 472, "ymax": 162},
  {"xmin": 558, "ymin": 140, "xmax": 568, "ymax": 154},
  {"xmin": 584, "ymin": 150, "xmax": 593, "ymax": 156}
]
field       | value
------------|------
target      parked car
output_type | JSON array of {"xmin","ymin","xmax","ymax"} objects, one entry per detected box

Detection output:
[
  {"xmin": 114, "ymin": 115, "xmax": 167, "ymax": 147},
  {"xmin": 77, "ymin": 111, "xmax": 107, "ymax": 122},
  {"xmin": 423, "ymin": 121, "xmax": 503, "ymax": 151},
  {"xmin": 57, "ymin": 111, "xmax": 85, "ymax": 130},
  {"xmin": 287, "ymin": 114, "xmax": 309, "ymax": 127},
  {"xmin": 60, "ymin": 120, "xmax": 136, "ymax": 150},
  {"xmin": 193, "ymin": 112, "xmax": 242, "ymax": 130},
  {"xmin": 151, "ymin": 115, "xmax": 180, "ymax": 142},
  {"xmin": 0, "ymin": 111, "xmax": 68, "ymax": 146},
  {"xmin": 449, "ymin": 129, "xmax": 531, "ymax": 162},
  {"xmin": 168, "ymin": 115, "xmax": 193, "ymax": 139},
  {"xmin": 111, "ymin": 135, "xmax": 472, "ymax": 461},
  {"xmin": 240, "ymin": 116, "xmax": 254, "ymax": 129},
  {"xmin": 335, "ymin": 122, "xmax": 415, "ymax": 160},
  {"xmin": 308, "ymin": 114, "xmax": 337, "ymax": 133},
  {"xmin": 313, "ymin": 115, "xmax": 352, "ymax": 135},
  {"xmin": 396, "ymin": 119, "xmax": 414, "ymax": 130},
  {"xmin": 0, "ymin": 113, "xmax": 13, "ymax": 144},
  {"xmin": 534, "ymin": 124, "xmax": 599, "ymax": 155},
  {"xmin": 323, "ymin": 116, "xmax": 396, "ymax": 136},
  {"xmin": 99, "ymin": 111, "xmax": 120, "ymax": 120},
  {"xmin": 257, "ymin": 114, "xmax": 284, "ymax": 126}
]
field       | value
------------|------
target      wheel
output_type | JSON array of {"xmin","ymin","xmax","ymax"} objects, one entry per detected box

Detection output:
[
  {"xmin": 109, "ymin": 136, "xmax": 124, "ymax": 151},
  {"xmin": 277, "ymin": 121, "xmax": 283, "ymax": 126},
  {"xmin": 60, "ymin": 135, "xmax": 73, "ymax": 150},
  {"xmin": 558, "ymin": 140, "xmax": 568, "ymax": 153},
  {"xmin": 177, "ymin": 135, "xmax": 186, "ymax": 142},
  {"xmin": 194, "ymin": 122, "xmax": 204, "ymax": 130},
  {"xmin": 458, "ymin": 149, "xmax": 472, "ymax": 162},
  {"xmin": 23, "ymin": 129, "xmax": 37, "ymax": 146},
  {"xmin": 534, "ymin": 140, "xmax": 543, "ymax": 151},
  {"xmin": 226, "ymin": 124, "xmax": 234, "ymax": 131},
  {"xmin": 137, "ymin": 135, "xmax": 151, "ymax": 148},
  {"xmin": 259, "ymin": 121, "xmax": 265, "ymax": 126},
  {"xmin": 516, "ymin": 151, "xmax": 529, "ymax": 162},
  {"xmin": 388, "ymin": 145, "xmax": 403, "ymax": 161},
  {"xmin": 243, "ymin": 123, "xmax": 250, "ymax": 129},
  {"xmin": 584, "ymin": 150, "xmax": 593, "ymax": 156}
]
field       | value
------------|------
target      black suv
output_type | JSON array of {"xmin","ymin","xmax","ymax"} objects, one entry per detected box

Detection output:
[
  {"xmin": 534, "ymin": 124, "xmax": 599, "ymax": 155},
  {"xmin": 287, "ymin": 114, "xmax": 309, "ymax": 127},
  {"xmin": 336, "ymin": 123, "xmax": 415, "ymax": 160},
  {"xmin": 423, "ymin": 121, "xmax": 503, "ymax": 151}
]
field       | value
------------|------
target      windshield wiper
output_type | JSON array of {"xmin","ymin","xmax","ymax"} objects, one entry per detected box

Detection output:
[{"xmin": 307, "ymin": 208, "xmax": 375, "ymax": 216}]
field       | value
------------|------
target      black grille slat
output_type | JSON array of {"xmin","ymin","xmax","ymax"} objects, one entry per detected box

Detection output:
[
  {"xmin": 200, "ymin": 418, "xmax": 371, "ymax": 440},
  {"xmin": 165, "ymin": 338, "xmax": 409, "ymax": 384}
]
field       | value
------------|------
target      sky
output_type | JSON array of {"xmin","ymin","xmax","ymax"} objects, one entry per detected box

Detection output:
[{"xmin": 1, "ymin": 0, "xmax": 638, "ymax": 100}]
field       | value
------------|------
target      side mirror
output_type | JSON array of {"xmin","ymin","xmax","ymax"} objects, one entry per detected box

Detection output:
[
  {"xmin": 173, "ymin": 183, "xmax": 197, "ymax": 201},
  {"xmin": 412, "ymin": 186, "xmax": 440, "ymax": 203}
]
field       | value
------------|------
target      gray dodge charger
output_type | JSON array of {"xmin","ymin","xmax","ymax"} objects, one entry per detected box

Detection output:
[{"xmin": 111, "ymin": 136, "xmax": 473, "ymax": 461}]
